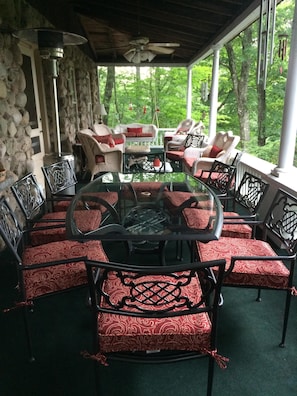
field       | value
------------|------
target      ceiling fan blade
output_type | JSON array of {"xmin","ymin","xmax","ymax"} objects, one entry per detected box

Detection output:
[
  {"xmin": 147, "ymin": 44, "xmax": 175, "ymax": 54},
  {"xmin": 124, "ymin": 48, "xmax": 136, "ymax": 56},
  {"xmin": 149, "ymin": 42, "xmax": 180, "ymax": 48}
]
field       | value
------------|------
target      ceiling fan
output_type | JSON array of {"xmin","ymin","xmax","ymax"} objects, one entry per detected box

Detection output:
[{"xmin": 123, "ymin": 36, "xmax": 180, "ymax": 63}]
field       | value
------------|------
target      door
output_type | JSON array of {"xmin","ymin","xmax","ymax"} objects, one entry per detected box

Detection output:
[{"xmin": 19, "ymin": 43, "xmax": 45, "ymax": 190}]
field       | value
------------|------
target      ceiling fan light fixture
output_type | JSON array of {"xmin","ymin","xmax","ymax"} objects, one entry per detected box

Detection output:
[
  {"xmin": 133, "ymin": 51, "xmax": 141, "ymax": 64},
  {"xmin": 142, "ymin": 50, "xmax": 156, "ymax": 62},
  {"xmin": 124, "ymin": 49, "xmax": 156, "ymax": 63},
  {"xmin": 123, "ymin": 50, "xmax": 135, "ymax": 62}
]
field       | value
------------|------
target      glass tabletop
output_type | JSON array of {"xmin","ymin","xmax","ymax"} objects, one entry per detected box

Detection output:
[{"xmin": 66, "ymin": 172, "xmax": 223, "ymax": 242}]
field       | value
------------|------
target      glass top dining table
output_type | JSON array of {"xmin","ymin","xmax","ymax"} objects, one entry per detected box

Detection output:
[{"xmin": 66, "ymin": 172, "xmax": 223, "ymax": 243}]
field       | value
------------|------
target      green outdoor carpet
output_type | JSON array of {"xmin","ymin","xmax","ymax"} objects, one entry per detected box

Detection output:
[{"xmin": 0, "ymin": 241, "xmax": 296, "ymax": 396}]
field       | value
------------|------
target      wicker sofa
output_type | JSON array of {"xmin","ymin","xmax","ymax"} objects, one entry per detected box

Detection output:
[{"xmin": 113, "ymin": 123, "xmax": 158, "ymax": 143}]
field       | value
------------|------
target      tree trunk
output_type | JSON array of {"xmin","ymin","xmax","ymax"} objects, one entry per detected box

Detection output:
[
  {"xmin": 103, "ymin": 66, "xmax": 115, "ymax": 125},
  {"xmin": 225, "ymin": 27, "xmax": 252, "ymax": 149}
]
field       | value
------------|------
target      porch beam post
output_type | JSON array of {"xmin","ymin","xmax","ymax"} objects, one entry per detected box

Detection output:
[
  {"xmin": 272, "ymin": 0, "xmax": 297, "ymax": 176},
  {"xmin": 186, "ymin": 66, "xmax": 192, "ymax": 119},
  {"xmin": 209, "ymin": 46, "xmax": 221, "ymax": 140}
]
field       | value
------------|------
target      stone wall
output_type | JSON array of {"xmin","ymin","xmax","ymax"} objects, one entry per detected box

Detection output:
[{"xmin": 0, "ymin": 0, "xmax": 99, "ymax": 250}]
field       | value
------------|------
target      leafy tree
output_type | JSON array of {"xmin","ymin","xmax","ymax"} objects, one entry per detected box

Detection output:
[{"xmin": 97, "ymin": 0, "xmax": 296, "ymax": 165}]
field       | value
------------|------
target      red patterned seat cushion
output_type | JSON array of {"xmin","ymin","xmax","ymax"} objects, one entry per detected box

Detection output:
[
  {"xmin": 183, "ymin": 209, "xmax": 252, "ymax": 239},
  {"xmin": 30, "ymin": 210, "xmax": 102, "ymax": 246},
  {"xmin": 98, "ymin": 271, "xmax": 212, "ymax": 353},
  {"xmin": 166, "ymin": 151, "xmax": 185, "ymax": 161},
  {"xmin": 54, "ymin": 191, "xmax": 118, "ymax": 212},
  {"xmin": 183, "ymin": 208, "xmax": 215, "ymax": 230},
  {"xmin": 219, "ymin": 212, "xmax": 252, "ymax": 238},
  {"xmin": 22, "ymin": 240, "xmax": 108, "ymax": 300},
  {"xmin": 194, "ymin": 170, "xmax": 214, "ymax": 183},
  {"xmin": 80, "ymin": 191, "xmax": 118, "ymax": 212},
  {"xmin": 163, "ymin": 191, "xmax": 212, "ymax": 213},
  {"xmin": 197, "ymin": 237, "xmax": 290, "ymax": 289}
]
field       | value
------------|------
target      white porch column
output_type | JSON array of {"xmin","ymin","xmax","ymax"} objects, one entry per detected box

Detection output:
[
  {"xmin": 186, "ymin": 66, "xmax": 192, "ymax": 119},
  {"xmin": 209, "ymin": 46, "xmax": 220, "ymax": 140},
  {"xmin": 272, "ymin": 0, "xmax": 297, "ymax": 176}
]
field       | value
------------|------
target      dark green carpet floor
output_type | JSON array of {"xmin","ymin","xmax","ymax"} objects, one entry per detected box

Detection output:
[{"xmin": 1, "ymin": 241, "xmax": 297, "ymax": 396}]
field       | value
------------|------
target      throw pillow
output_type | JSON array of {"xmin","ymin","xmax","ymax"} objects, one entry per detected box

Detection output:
[
  {"xmin": 209, "ymin": 145, "xmax": 222, "ymax": 158},
  {"xmin": 113, "ymin": 136, "xmax": 125, "ymax": 145},
  {"xmin": 127, "ymin": 127, "xmax": 143, "ymax": 136},
  {"xmin": 202, "ymin": 145, "xmax": 213, "ymax": 157}
]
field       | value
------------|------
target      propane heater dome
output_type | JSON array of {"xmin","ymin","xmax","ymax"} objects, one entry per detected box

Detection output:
[{"xmin": 13, "ymin": 28, "xmax": 87, "ymax": 157}]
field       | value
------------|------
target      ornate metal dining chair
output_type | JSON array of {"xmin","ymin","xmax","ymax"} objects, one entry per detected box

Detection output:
[
  {"xmin": 166, "ymin": 133, "xmax": 206, "ymax": 172},
  {"xmin": 195, "ymin": 151, "xmax": 243, "ymax": 183},
  {"xmin": 83, "ymin": 257, "xmax": 227, "ymax": 396},
  {"xmin": 196, "ymin": 188, "xmax": 297, "ymax": 347},
  {"xmin": 11, "ymin": 173, "xmax": 102, "ymax": 246},
  {"xmin": 0, "ymin": 197, "xmax": 108, "ymax": 361},
  {"xmin": 183, "ymin": 171, "xmax": 269, "ymax": 240},
  {"xmin": 41, "ymin": 158, "xmax": 80, "ymax": 212},
  {"xmin": 164, "ymin": 161, "xmax": 236, "ymax": 216},
  {"xmin": 42, "ymin": 158, "xmax": 119, "ymax": 214}
]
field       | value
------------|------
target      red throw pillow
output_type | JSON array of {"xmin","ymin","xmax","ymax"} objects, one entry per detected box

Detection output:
[
  {"xmin": 209, "ymin": 145, "xmax": 222, "ymax": 158},
  {"xmin": 127, "ymin": 127, "xmax": 143, "ymax": 136},
  {"xmin": 93, "ymin": 135, "xmax": 115, "ymax": 147},
  {"xmin": 113, "ymin": 137, "xmax": 125, "ymax": 145}
]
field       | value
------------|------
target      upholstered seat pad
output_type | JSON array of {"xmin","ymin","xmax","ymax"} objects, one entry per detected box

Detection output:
[
  {"xmin": 98, "ymin": 271, "xmax": 211, "ymax": 353},
  {"xmin": 163, "ymin": 191, "xmax": 211, "ymax": 213},
  {"xmin": 23, "ymin": 240, "xmax": 107, "ymax": 300},
  {"xmin": 54, "ymin": 191, "xmax": 118, "ymax": 212},
  {"xmin": 31, "ymin": 210, "xmax": 102, "ymax": 246},
  {"xmin": 183, "ymin": 209, "xmax": 252, "ymax": 238},
  {"xmin": 197, "ymin": 237, "xmax": 290, "ymax": 289},
  {"xmin": 166, "ymin": 151, "xmax": 185, "ymax": 161}
]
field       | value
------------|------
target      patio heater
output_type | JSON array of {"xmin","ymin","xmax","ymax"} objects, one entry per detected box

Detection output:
[{"xmin": 13, "ymin": 28, "xmax": 87, "ymax": 159}]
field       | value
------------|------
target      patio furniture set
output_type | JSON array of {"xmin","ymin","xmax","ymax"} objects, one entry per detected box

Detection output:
[
  {"xmin": 76, "ymin": 118, "xmax": 241, "ymax": 180},
  {"xmin": 1, "ymin": 120, "xmax": 296, "ymax": 396}
]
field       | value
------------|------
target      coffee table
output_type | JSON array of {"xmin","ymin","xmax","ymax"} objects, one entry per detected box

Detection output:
[{"xmin": 123, "ymin": 146, "xmax": 167, "ymax": 173}]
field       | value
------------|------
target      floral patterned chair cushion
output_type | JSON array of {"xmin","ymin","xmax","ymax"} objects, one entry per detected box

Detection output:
[
  {"xmin": 97, "ymin": 271, "xmax": 212, "ymax": 354},
  {"xmin": 197, "ymin": 237, "xmax": 290, "ymax": 289},
  {"xmin": 23, "ymin": 240, "xmax": 107, "ymax": 300},
  {"xmin": 30, "ymin": 209, "xmax": 102, "ymax": 246},
  {"xmin": 53, "ymin": 191, "xmax": 118, "ymax": 212},
  {"xmin": 183, "ymin": 208, "xmax": 252, "ymax": 239}
]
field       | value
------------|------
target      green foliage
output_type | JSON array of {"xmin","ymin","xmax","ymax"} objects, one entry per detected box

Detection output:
[{"xmin": 98, "ymin": 0, "xmax": 295, "ymax": 166}]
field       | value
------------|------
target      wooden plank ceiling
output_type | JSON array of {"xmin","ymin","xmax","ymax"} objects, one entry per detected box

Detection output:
[{"xmin": 26, "ymin": 0, "xmax": 260, "ymax": 66}]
